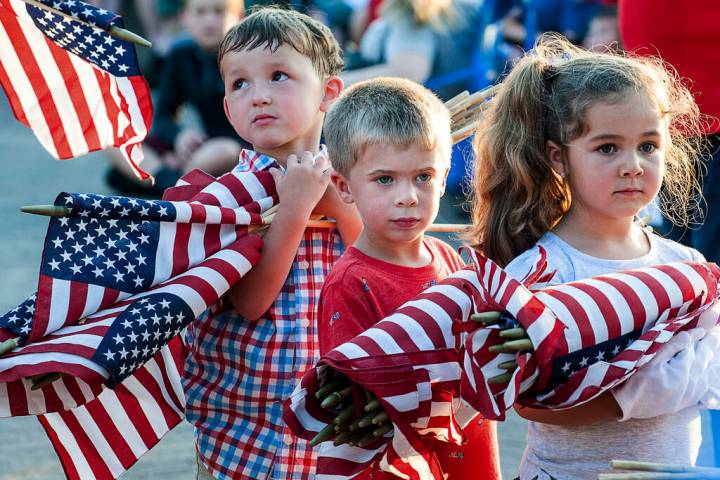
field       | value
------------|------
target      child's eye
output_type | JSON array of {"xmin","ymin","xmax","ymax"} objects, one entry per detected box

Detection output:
[
  {"xmin": 597, "ymin": 144, "xmax": 617, "ymax": 155},
  {"xmin": 232, "ymin": 79, "xmax": 248, "ymax": 90},
  {"xmin": 416, "ymin": 173, "xmax": 432, "ymax": 183},
  {"xmin": 376, "ymin": 176, "xmax": 393, "ymax": 185},
  {"xmin": 271, "ymin": 71, "xmax": 289, "ymax": 82},
  {"xmin": 639, "ymin": 142, "xmax": 658, "ymax": 154}
]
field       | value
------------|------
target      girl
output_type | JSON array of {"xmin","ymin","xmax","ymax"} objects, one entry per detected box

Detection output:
[{"xmin": 467, "ymin": 36, "xmax": 720, "ymax": 479}]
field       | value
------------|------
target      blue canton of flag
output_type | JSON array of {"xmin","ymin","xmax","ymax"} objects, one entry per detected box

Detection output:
[
  {"xmin": 42, "ymin": 193, "xmax": 173, "ymax": 291},
  {"xmin": 92, "ymin": 292, "xmax": 193, "ymax": 387},
  {"xmin": 25, "ymin": 0, "xmax": 140, "ymax": 77},
  {"xmin": 545, "ymin": 329, "xmax": 643, "ymax": 393}
]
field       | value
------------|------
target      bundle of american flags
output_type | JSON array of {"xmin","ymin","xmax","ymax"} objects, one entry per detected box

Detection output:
[
  {"xmin": 284, "ymin": 249, "xmax": 720, "ymax": 479},
  {"xmin": 0, "ymin": 0, "xmax": 153, "ymax": 178},
  {"xmin": 0, "ymin": 168, "xmax": 278, "ymax": 479}
]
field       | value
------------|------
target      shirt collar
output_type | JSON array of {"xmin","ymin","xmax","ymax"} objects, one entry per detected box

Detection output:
[{"xmin": 236, "ymin": 145, "xmax": 328, "ymax": 173}]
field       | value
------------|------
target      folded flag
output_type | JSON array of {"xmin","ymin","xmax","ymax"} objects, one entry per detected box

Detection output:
[
  {"xmin": 284, "ymin": 249, "xmax": 720, "ymax": 479},
  {"xmin": 0, "ymin": 0, "xmax": 153, "ymax": 177}
]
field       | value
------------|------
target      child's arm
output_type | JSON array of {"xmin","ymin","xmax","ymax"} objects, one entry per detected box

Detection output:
[
  {"xmin": 228, "ymin": 152, "xmax": 331, "ymax": 321},
  {"xmin": 314, "ymin": 184, "xmax": 363, "ymax": 246},
  {"xmin": 515, "ymin": 391, "xmax": 622, "ymax": 426}
]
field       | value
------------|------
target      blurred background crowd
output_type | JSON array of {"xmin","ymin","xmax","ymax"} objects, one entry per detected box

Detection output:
[
  {"xmin": 96, "ymin": 0, "xmax": 720, "ymax": 272},
  {"xmin": 95, "ymin": 0, "xmax": 624, "ymax": 200}
]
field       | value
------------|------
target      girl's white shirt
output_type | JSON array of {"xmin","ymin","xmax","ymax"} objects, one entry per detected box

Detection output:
[{"xmin": 506, "ymin": 230, "xmax": 714, "ymax": 480}]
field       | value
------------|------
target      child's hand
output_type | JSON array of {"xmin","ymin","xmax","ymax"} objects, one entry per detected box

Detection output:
[
  {"xmin": 270, "ymin": 151, "xmax": 331, "ymax": 218},
  {"xmin": 612, "ymin": 327, "xmax": 720, "ymax": 420},
  {"xmin": 175, "ymin": 129, "xmax": 207, "ymax": 165}
]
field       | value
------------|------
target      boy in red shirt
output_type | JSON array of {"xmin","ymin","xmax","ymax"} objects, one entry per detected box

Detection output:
[{"xmin": 318, "ymin": 77, "xmax": 501, "ymax": 479}]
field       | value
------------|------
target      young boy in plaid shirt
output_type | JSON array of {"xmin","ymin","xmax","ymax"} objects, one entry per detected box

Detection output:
[{"xmin": 182, "ymin": 7, "xmax": 362, "ymax": 479}]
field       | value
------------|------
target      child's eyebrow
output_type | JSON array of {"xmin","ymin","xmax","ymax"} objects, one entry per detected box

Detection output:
[
  {"xmin": 588, "ymin": 130, "xmax": 662, "ymax": 142},
  {"xmin": 366, "ymin": 166, "xmax": 438, "ymax": 176}
]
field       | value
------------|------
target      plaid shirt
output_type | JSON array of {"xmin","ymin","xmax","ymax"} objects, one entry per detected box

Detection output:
[{"xmin": 183, "ymin": 149, "xmax": 344, "ymax": 480}]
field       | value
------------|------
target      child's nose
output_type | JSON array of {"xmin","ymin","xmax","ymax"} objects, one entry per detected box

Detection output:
[
  {"xmin": 620, "ymin": 151, "xmax": 644, "ymax": 177},
  {"xmin": 395, "ymin": 184, "xmax": 419, "ymax": 207},
  {"xmin": 252, "ymin": 84, "xmax": 271, "ymax": 106}
]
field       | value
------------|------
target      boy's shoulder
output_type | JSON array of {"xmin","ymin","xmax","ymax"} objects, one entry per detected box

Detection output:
[
  {"xmin": 424, "ymin": 235, "xmax": 464, "ymax": 270},
  {"xmin": 323, "ymin": 247, "xmax": 371, "ymax": 290}
]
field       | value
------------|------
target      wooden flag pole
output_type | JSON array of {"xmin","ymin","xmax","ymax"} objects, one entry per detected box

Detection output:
[
  {"xmin": 20, "ymin": 205, "xmax": 473, "ymax": 233},
  {"xmin": 19, "ymin": 0, "xmax": 152, "ymax": 48}
]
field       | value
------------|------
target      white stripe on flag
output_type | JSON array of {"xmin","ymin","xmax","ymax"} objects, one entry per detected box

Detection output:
[
  {"xmin": 73, "ymin": 406, "xmax": 127, "ymax": 477},
  {"xmin": 0, "ymin": 17, "xmax": 57, "ymax": 156},
  {"xmin": 11, "ymin": 2, "xmax": 88, "ymax": 154},
  {"xmin": 69, "ymin": 53, "xmax": 114, "ymax": 142},
  {"xmin": 42, "ymin": 411, "xmax": 96, "ymax": 479},
  {"xmin": 81, "ymin": 282, "xmax": 109, "ymax": 321},
  {"xmin": 187, "ymin": 223, "xmax": 208, "ymax": 267},
  {"xmin": 154, "ymin": 221, "xmax": 177, "ymax": 284},
  {"xmin": 47, "ymin": 278, "xmax": 72, "ymax": 336},
  {"xmin": 613, "ymin": 272, "xmax": 660, "ymax": 333},
  {"xmin": 0, "ymin": 383, "xmax": 9, "ymax": 417},
  {"xmin": 0, "ymin": 352, "xmax": 108, "ymax": 377},
  {"xmin": 122, "ymin": 374, "xmax": 170, "ymax": 438},
  {"xmin": 236, "ymin": 171, "xmax": 268, "ymax": 203},
  {"xmin": 100, "ymin": 390, "xmax": 151, "ymax": 457},
  {"xmin": 143, "ymin": 355, "xmax": 183, "ymax": 417}
]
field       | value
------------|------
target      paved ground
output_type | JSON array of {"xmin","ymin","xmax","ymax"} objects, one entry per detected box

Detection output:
[{"xmin": 0, "ymin": 94, "xmax": 714, "ymax": 479}]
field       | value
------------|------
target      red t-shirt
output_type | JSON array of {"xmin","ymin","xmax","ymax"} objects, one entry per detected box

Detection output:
[{"xmin": 319, "ymin": 236, "xmax": 501, "ymax": 480}]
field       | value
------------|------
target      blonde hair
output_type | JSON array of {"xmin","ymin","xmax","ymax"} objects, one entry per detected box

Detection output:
[
  {"xmin": 324, "ymin": 77, "xmax": 452, "ymax": 177},
  {"xmin": 218, "ymin": 6, "xmax": 343, "ymax": 77},
  {"xmin": 467, "ymin": 35, "xmax": 704, "ymax": 266}
]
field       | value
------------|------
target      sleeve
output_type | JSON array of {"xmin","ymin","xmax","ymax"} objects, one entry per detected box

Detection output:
[
  {"xmin": 505, "ymin": 244, "xmax": 570, "ymax": 287},
  {"xmin": 149, "ymin": 43, "xmax": 191, "ymax": 147},
  {"xmin": 318, "ymin": 282, "xmax": 378, "ymax": 356}
]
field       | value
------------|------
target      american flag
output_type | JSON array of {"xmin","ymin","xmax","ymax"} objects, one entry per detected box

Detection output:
[
  {"xmin": 0, "ymin": 168, "xmax": 278, "ymax": 479},
  {"xmin": 0, "ymin": 169, "xmax": 275, "ymax": 346},
  {"xmin": 284, "ymin": 251, "xmax": 720, "ymax": 479},
  {"xmin": 0, "ymin": 0, "xmax": 153, "ymax": 178}
]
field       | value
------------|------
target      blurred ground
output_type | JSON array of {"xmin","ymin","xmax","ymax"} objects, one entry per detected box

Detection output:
[{"xmin": 0, "ymin": 94, "xmax": 714, "ymax": 479}]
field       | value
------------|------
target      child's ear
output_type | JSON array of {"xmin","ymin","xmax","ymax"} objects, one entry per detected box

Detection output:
[
  {"xmin": 223, "ymin": 96, "xmax": 232, "ymax": 123},
  {"xmin": 439, "ymin": 165, "xmax": 450, "ymax": 198},
  {"xmin": 320, "ymin": 76, "xmax": 343, "ymax": 113},
  {"xmin": 545, "ymin": 140, "xmax": 566, "ymax": 179},
  {"xmin": 331, "ymin": 172, "xmax": 354, "ymax": 204}
]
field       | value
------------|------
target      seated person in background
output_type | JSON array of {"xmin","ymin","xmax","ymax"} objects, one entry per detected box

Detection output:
[
  {"xmin": 341, "ymin": 0, "xmax": 481, "ymax": 100},
  {"xmin": 106, "ymin": 0, "xmax": 244, "ymax": 196}
]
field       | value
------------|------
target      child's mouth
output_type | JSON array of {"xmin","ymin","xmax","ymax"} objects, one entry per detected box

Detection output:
[
  {"xmin": 253, "ymin": 115, "xmax": 276, "ymax": 126},
  {"xmin": 392, "ymin": 218, "xmax": 420, "ymax": 228}
]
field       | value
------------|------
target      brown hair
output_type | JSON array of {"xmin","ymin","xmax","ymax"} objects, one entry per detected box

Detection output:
[
  {"xmin": 466, "ymin": 35, "xmax": 704, "ymax": 266},
  {"xmin": 218, "ymin": 6, "xmax": 343, "ymax": 77},
  {"xmin": 324, "ymin": 77, "xmax": 451, "ymax": 177}
]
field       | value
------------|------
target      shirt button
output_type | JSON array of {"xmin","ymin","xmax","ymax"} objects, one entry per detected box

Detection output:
[
  {"xmin": 283, "ymin": 434, "xmax": 294, "ymax": 445},
  {"xmin": 300, "ymin": 318, "xmax": 310, "ymax": 328},
  {"xmin": 298, "ymin": 260, "xmax": 310, "ymax": 269}
]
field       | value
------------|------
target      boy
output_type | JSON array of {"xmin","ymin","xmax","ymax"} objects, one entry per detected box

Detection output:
[
  {"xmin": 318, "ymin": 77, "xmax": 501, "ymax": 479},
  {"xmin": 182, "ymin": 7, "xmax": 362, "ymax": 479}
]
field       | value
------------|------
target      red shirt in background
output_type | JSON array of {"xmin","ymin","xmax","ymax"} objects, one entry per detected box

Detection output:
[
  {"xmin": 319, "ymin": 236, "xmax": 502, "ymax": 480},
  {"xmin": 619, "ymin": 0, "xmax": 720, "ymax": 134}
]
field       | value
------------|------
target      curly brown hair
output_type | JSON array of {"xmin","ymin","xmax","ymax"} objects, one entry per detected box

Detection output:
[{"xmin": 466, "ymin": 35, "xmax": 704, "ymax": 266}]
